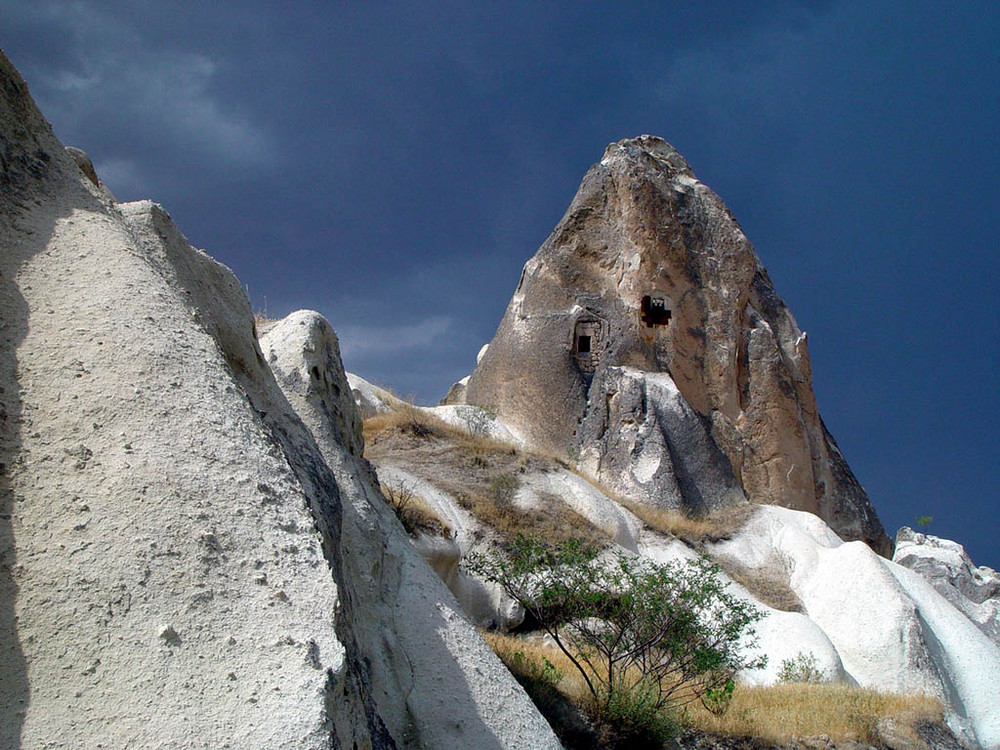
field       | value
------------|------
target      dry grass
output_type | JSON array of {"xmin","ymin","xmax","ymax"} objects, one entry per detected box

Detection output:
[
  {"xmin": 364, "ymin": 404, "xmax": 608, "ymax": 549},
  {"xmin": 381, "ymin": 480, "xmax": 452, "ymax": 538},
  {"xmin": 252, "ymin": 312, "xmax": 278, "ymax": 337},
  {"xmin": 456, "ymin": 485, "xmax": 607, "ymax": 549},
  {"xmin": 715, "ymin": 553, "xmax": 803, "ymax": 613},
  {"xmin": 682, "ymin": 683, "xmax": 943, "ymax": 747},
  {"xmin": 363, "ymin": 402, "xmax": 513, "ymax": 454},
  {"xmin": 617, "ymin": 498, "xmax": 757, "ymax": 546},
  {"xmin": 483, "ymin": 633, "xmax": 944, "ymax": 748}
]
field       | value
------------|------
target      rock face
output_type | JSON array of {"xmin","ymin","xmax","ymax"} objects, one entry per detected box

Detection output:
[
  {"xmin": 465, "ymin": 135, "xmax": 890, "ymax": 555},
  {"xmin": 0, "ymin": 50, "xmax": 558, "ymax": 750},
  {"xmin": 894, "ymin": 527, "xmax": 1000, "ymax": 646}
]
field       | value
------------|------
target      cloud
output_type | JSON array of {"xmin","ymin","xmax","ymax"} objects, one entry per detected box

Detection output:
[
  {"xmin": 4, "ymin": 0, "xmax": 273, "ymax": 168},
  {"xmin": 336, "ymin": 317, "xmax": 454, "ymax": 360}
]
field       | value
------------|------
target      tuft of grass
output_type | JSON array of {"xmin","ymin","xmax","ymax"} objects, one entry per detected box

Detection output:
[
  {"xmin": 715, "ymin": 553, "xmax": 803, "ymax": 613},
  {"xmin": 253, "ymin": 312, "xmax": 278, "ymax": 337},
  {"xmin": 364, "ymin": 403, "xmax": 448, "ymax": 441},
  {"xmin": 617, "ymin": 499, "xmax": 756, "ymax": 546},
  {"xmin": 381, "ymin": 480, "xmax": 451, "ymax": 538}
]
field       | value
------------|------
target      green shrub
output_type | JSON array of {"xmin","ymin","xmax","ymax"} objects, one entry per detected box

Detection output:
[
  {"xmin": 777, "ymin": 652, "xmax": 825, "ymax": 684},
  {"xmin": 466, "ymin": 534, "xmax": 765, "ymax": 738}
]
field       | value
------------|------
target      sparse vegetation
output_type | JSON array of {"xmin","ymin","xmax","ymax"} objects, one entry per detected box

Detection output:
[
  {"xmin": 681, "ymin": 682, "xmax": 944, "ymax": 746},
  {"xmin": 364, "ymin": 403, "xmax": 608, "ymax": 548},
  {"xmin": 364, "ymin": 401, "xmax": 513, "ymax": 454},
  {"xmin": 468, "ymin": 535, "xmax": 765, "ymax": 745},
  {"xmin": 777, "ymin": 652, "xmax": 825, "ymax": 684},
  {"xmin": 489, "ymin": 472, "xmax": 520, "ymax": 509},
  {"xmin": 381, "ymin": 479, "xmax": 451, "ymax": 538},
  {"xmin": 715, "ymin": 552, "xmax": 803, "ymax": 613},
  {"xmin": 617, "ymin": 498, "xmax": 756, "ymax": 546},
  {"xmin": 484, "ymin": 632, "xmax": 944, "ymax": 748},
  {"xmin": 458, "ymin": 404, "xmax": 498, "ymax": 436}
]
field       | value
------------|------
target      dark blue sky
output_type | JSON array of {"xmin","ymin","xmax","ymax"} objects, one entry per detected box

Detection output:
[{"xmin": 3, "ymin": 1, "xmax": 996, "ymax": 566}]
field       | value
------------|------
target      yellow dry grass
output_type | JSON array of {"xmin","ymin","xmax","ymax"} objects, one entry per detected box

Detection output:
[
  {"xmin": 364, "ymin": 403, "xmax": 608, "ymax": 548},
  {"xmin": 715, "ymin": 553, "xmax": 803, "ymax": 613},
  {"xmin": 380, "ymin": 480, "xmax": 452, "ymax": 538},
  {"xmin": 363, "ymin": 402, "xmax": 513, "ymax": 454},
  {"xmin": 683, "ymin": 683, "xmax": 943, "ymax": 746},
  {"xmin": 483, "ymin": 633, "xmax": 944, "ymax": 748},
  {"xmin": 483, "ymin": 632, "xmax": 594, "ymax": 707},
  {"xmin": 616, "ymin": 498, "xmax": 756, "ymax": 545}
]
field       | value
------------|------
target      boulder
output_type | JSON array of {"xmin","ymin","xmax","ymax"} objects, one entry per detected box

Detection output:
[
  {"xmin": 439, "ymin": 375, "xmax": 469, "ymax": 405},
  {"xmin": 466, "ymin": 135, "xmax": 890, "ymax": 555}
]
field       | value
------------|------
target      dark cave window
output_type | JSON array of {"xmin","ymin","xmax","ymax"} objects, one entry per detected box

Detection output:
[
  {"xmin": 577, "ymin": 335, "xmax": 592, "ymax": 354},
  {"xmin": 641, "ymin": 295, "xmax": 672, "ymax": 327}
]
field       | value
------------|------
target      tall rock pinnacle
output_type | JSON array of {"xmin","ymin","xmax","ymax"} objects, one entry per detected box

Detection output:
[{"xmin": 466, "ymin": 135, "xmax": 891, "ymax": 555}]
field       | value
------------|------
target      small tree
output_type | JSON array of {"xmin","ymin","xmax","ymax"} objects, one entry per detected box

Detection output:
[{"xmin": 466, "ymin": 535, "xmax": 765, "ymax": 722}]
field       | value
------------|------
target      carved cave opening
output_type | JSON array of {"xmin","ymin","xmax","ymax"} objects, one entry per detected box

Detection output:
[
  {"xmin": 641, "ymin": 295, "xmax": 671, "ymax": 327},
  {"xmin": 573, "ymin": 318, "xmax": 605, "ymax": 375}
]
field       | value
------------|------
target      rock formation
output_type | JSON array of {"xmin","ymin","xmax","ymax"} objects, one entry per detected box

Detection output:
[
  {"xmin": 0, "ymin": 49, "xmax": 558, "ymax": 749},
  {"xmin": 465, "ymin": 135, "xmax": 890, "ymax": 555},
  {"xmin": 894, "ymin": 527, "xmax": 1000, "ymax": 646}
]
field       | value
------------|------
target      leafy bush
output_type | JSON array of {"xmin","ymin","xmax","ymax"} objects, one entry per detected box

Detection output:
[
  {"xmin": 466, "ymin": 535, "xmax": 765, "ymax": 734},
  {"xmin": 777, "ymin": 651, "xmax": 825, "ymax": 684}
]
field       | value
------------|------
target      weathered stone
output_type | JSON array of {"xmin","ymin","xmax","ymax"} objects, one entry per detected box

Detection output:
[
  {"xmin": 894, "ymin": 527, "xmax": 1000, "ymax": 645},
  {"xmin": 439, "ymin": 375, "xmax": 469, "ymax": 405},
  {"xmin": 466, "ymin": 135, "xmax": 891, "ymax": 554},
  {"xmin": 64, "ymin": 146, "xmax": 100, "ymax": 186}
]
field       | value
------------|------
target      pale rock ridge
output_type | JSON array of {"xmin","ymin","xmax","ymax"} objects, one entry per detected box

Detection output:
[
  {"xmin": 465, "ymin": 134, "xmax": 890, "ymax": 555},
  {"xmin": 1, "ymin": 76, "xmax": 345, "ymax": 749},
  {"xmin": 712, "ymin": 507, "xmax": 1000, "ymax": 748},
  {"xmin": 894, "ymin": 527, "xmax": 1000, "ymax": 646},
  {"xmin": 346, "ymin": 371, "xmax": 397, "ymax": 418},
  {"xmin": 261, "ymin": 312, "xmax": 559, "ymax": 748},
  {"xmin": 0, "ymin": 49, "xmax": 559, "ymax": 750}
]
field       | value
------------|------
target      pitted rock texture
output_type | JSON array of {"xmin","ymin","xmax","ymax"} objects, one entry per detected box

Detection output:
[
  {"xmin": 0, "ymin": 49, "xmax": 559, "ymax": 750},
  {"xmin": 465, "ymin": 135, "xmax": 890, "ymax": 554}
]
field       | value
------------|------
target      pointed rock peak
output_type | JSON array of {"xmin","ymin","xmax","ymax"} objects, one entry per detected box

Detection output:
[
  {"xmin": 601, "ymin": 134, "xmax": 696, "ymax": 178},
  {"xmin": 466, "ymin": 136, "xmax": 891, "ymax": 555}
]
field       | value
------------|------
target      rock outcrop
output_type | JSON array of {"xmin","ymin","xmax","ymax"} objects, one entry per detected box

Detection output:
[
  {"xmin": 712, "ymin": 508, "xmax": 1000, "ymax": 749},
  {"xmin": 0, "ymin": 49, "xmax": 558, "ymax": 749},
  {"xmin": 894, "ymin": 527, "xmax": 1000, "ymax": 646},
  {"xmin": 465, "ymin": 135, "xmax": 890, "ymax": 555}
]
